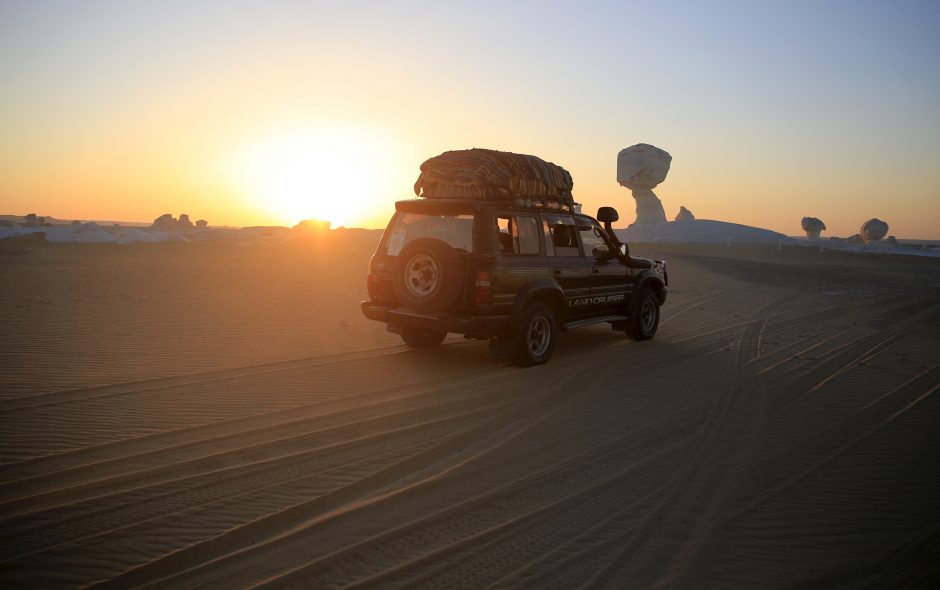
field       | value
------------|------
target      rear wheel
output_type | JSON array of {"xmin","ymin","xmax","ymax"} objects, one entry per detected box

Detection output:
[
  {"xmin": 512, "ymin": 301, "xmax": 557, "ymax": 366},
  {"xmin": 400, "ymin": 327, "xmax": 447, "ymax": 348},
  {"xmin": 626, "ymin": 289, "xmax": 659, "ymax": 340}
]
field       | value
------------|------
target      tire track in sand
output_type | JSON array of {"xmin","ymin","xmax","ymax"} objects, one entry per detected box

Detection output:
[{"xmin": 85, "ymin": 364, "xmax": 601, "ymax": 590}]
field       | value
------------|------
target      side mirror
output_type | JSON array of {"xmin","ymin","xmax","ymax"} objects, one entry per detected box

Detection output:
[
  {"xmin": 597, "ymin": 207, "xmax": 622, "ymax": 247},
  {"xmin": 619, "ymin": 243, "xmax": 629, "ymax": 257},
  {"xmin": 597, "ymin": 207, "xmax": 619, "ymax": 224}
]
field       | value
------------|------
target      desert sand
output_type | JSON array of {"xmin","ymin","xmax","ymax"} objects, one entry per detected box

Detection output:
[{"xmin": 1, "ymin": 235, "xmax": 938, "ymax": 588}]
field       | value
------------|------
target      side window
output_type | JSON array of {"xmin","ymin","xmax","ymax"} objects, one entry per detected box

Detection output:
[
  {"xmin": 578, "ymin": 219, "xmax": 609, "ymax": 257},
  {"xmin": 496, "ymin": 215, "xmax": 541, "ymax": 255},
  {"xmin": 545, "ymin": 215, "xmax": 580, "ymax": 256},
  {"xmin": 515, "ymin": 216, "xmax": 540, "ymax": 254},
  {"xmin": 542, "ymin": 219, "xmax": 555, "ymax": 256},
  {"xmin": 496, "ymin": 216, "xmax": 514, "ymax": 253}
]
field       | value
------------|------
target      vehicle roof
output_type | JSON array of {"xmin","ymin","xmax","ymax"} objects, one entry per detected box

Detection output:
[
  {"xmin": 395, "ymin": 198, "xmax": 587, "ymax": 218},
  {"xmin": 395, "ymin": 198, "xmax": 488, "ymax": 212}
]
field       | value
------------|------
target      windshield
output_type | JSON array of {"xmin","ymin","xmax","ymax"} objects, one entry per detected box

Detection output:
[{"xmin": 384, "ymin": 212, "xmax": 474, "ymax": 256}]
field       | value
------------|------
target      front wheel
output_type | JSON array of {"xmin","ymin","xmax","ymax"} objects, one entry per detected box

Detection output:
[
  {"xmin": 512, "ymin": 301, "xmax": 557, "ymax": 366},
  {"xmin": 400, "ymin": 327, "xmax": 447, "ymax": 348},
  {"xmin": 626, "ymin": 289, "xmax": 660, "ymax": 340}
]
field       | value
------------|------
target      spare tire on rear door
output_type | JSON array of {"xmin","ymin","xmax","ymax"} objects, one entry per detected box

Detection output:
[{"xmin": 393, "ymin": 238, "xmax": 464, "ymax": 312}]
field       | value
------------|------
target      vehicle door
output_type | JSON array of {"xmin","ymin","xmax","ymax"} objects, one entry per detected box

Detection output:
[
  {"xmin": 492, "ymin": 212, "xmax": 549, "ymax": 313},
  {"xmin": 543, "ymin": 214, "xmax": 592, "ymax": 319},
  {"xmin": 576, "ymin": 216, "xmax": 633, "ymax": 314}
]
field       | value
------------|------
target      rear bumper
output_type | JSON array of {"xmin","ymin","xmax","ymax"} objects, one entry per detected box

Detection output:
[{"xmin": 361, "ymin": 301, "xmax": 511, "ymax": 338}]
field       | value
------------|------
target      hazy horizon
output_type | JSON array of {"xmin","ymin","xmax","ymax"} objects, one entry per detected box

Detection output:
[{"xmin": 2, "ymin": 0, "xmax": 939, "ymax": 238}]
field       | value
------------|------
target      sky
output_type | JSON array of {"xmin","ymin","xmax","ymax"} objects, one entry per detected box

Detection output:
[{"xmin": 1, "ymin": 0, "xmax": 939, "ymax": 238}]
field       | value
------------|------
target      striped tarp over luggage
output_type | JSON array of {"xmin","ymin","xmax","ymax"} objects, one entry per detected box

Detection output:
[{"xmin": 413, "ymin": 148, "xmax": 574, "ymax": 206}]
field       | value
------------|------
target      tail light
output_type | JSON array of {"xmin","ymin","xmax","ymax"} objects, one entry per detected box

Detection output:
[{"xmin": 474, "ymin": 271, "xmax": 492, "ymax": 305}]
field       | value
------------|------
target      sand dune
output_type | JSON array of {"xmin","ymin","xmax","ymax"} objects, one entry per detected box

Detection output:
[{"xmin": 1, "ymin": 238, "xmax": 938, "ymax": 588}]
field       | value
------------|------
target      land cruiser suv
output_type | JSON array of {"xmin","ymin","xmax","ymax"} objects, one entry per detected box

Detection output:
[{"xmin": 361, "ymin": 199, "xmax": 667, "ymax": 366}]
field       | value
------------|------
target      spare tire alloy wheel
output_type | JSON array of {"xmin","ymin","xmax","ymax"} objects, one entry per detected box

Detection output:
[
  {"xmin": 513, "ymin": 301, "xmax": 557, "ymax": 366},
  {"xmin": 403, "ymin": 253, "xmax": 438, "ymax": 299},
  {"xmin": 393, "ymin": 238, "xmax": 464, "ymax": 313}
]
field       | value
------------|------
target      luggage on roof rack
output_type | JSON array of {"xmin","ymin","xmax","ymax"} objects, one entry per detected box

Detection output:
[{"xmin": 413, "ymin": 148, "xmax": 575, "ymax": 205}]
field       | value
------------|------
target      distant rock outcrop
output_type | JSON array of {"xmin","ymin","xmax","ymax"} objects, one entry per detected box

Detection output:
[
  {"xmin": 151, "ymin": 213, "xmax": 199, "ymax": 233},
  {"xmin": 617, "ymin": 144, "xmax": 671, "ymax": 226},
  {"xmin": 801, "ymin": 217, "xmax": 826, "ymax": 240},
  {"xmin": 860, "ymin": 218, "xmax": 888, "ymax": 242},
  {"xmin": 675, "ymin": 206, "xmax": 695, "ymax": 222},
  {"xmin": 195, "ymin": 220, "xmax": 208, "ymax": 230},
  {"xmin": 23, "ymin": 213, "xmax": 51, "ymax": 227},
  {"xmin": 293, "ymin": 219, "xmax": 331, "ymax": 236},
  {"xmin": 621, "ymin": 219, "xmax": 790, "ymax": 245},
  {"xmin": 177, "ymin": 214, "xmax": 195, "ymax": 231},
  {"xmin": 151, "ymin": 214, "xmax": 176, "ymax": 230}
]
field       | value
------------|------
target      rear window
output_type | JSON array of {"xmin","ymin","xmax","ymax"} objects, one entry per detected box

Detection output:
[{"xmin": 385, "ymin": 213, "xmax": 474, "ymax": 256}]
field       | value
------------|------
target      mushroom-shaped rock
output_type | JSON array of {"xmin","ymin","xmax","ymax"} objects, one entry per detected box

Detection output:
[
  {"xmin": 617, "ymin": 144, "xmax": 671, "ymax": 226},
  {"xmin": 860, "ymin": 218, "xmax": 888, "ymax": 242},
  {"xmin": 195, "ymin": 219, "xmax": 208, "ymax": 230},
  {"xmin": 675, "ymin": 206, "xmax": 695, "ymax": 222},
  {"xmin": 23, "ymin": 213, "xmax": 38, "ymax": 226},
  {"xmin": 801, "ymin": 216, "xmax": 826, "ymax": 240},
  {"xmin": 886, "ymin": 235, "xmax": 898, "ymax": 246}
]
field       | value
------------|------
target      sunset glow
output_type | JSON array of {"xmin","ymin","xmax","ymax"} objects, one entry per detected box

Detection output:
[
  {"xmin": 231, "ymin": 125, "xmax": 395, "ymax": 228},
  {"xmin": 1, "ymin": 2, "xmax": 938, "ymax": 237}
]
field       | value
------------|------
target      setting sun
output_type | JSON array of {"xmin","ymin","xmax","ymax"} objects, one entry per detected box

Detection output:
[{"xmin": 231, "ymin": 124, "xmax": 398, "ymax": 228}]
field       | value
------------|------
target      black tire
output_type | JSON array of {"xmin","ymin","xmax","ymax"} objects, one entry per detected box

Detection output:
[
  {"xmin": 626, "ymin": 288, "xmax": 659, "ymax": 340},
  {"xmin": 393, "ymin": 238, "xmax": 464, "ymax": 313},
  {"xmin": 400, "ymin": 327, "xmax": 447, "ymax": 348},
  {"xmin": 512, "ymin": 301, "xmax": 557, "ymax": 366}
]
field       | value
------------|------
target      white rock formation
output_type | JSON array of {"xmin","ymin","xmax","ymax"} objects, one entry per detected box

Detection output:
[
  {"xmin": 151, "ymin": 213, "xmax": 197, "ymax": 233},
  {"xmin": 675, "ymin": 206, "xmax": 695, "ymax": 222},
  {"xmin": 620, "ymin": 219, "xmax": 789, "ymax": 245},
  {"xmin": 617, "ymin": 144, "xmax": 671, "ymax": 226},
  {"xmin": 178, "ymin": 214, "xmax": 194, "ymax": 231},
  {"xmin": 801, "ymin": 217, "xmax": 826, "ymax": 240},
  {"xmin": 151, "ymin": 213, "xmax": 176, "ymax": 230},
  {"xmin": 195, "ymin": 220, "xmax": 208, "ymax": 230},
  {"xmin": 22, "ymin": 214, "xmax": 52, "ymax": 226},
  {"xmin": 860, "ymin": 218, "xmax": 888, "ymax": 242}
]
